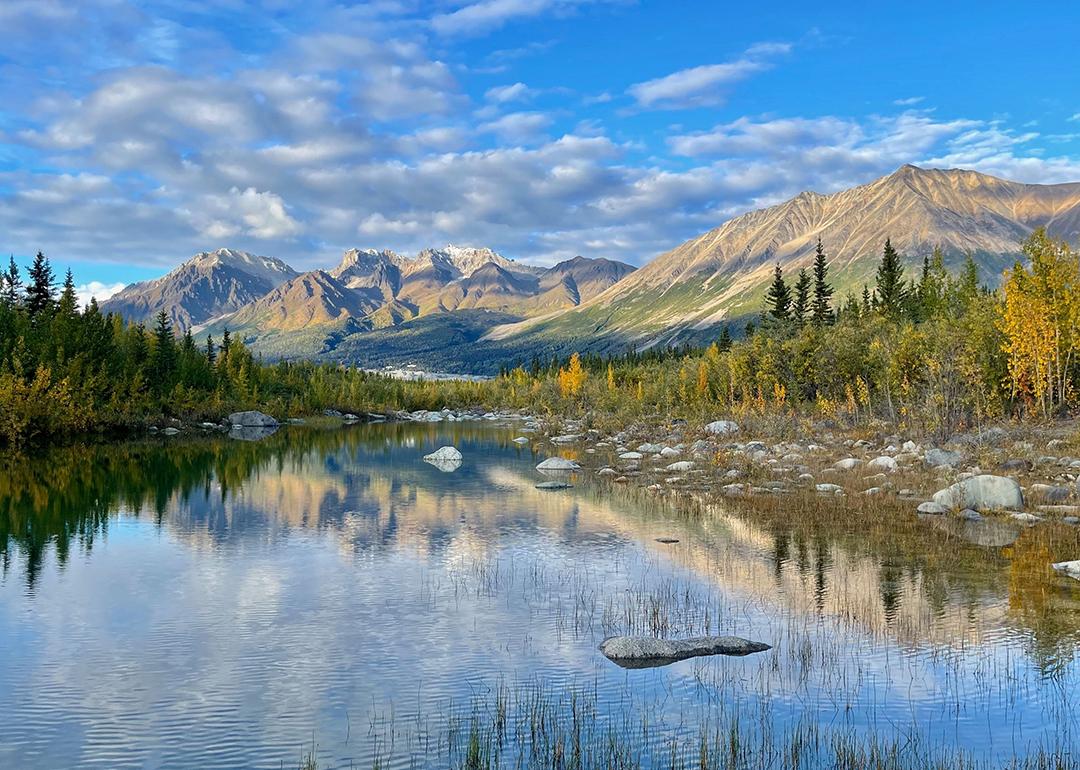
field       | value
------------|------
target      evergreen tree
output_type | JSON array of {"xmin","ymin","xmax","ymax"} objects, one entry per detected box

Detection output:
[
  {"xmin": 220, "ymin": 327, "xmax": 232, "ymax": 360},
  {"xmin": 25, "ymin": 251, "xmax": 56, "ymax": 317},
  {"xmin": 151, "ymin": 310, "xmax": 177, "ymax": 395},
  {"xmin": 792, "ymin": 268, "xmax": 811, "ymax": 325},
  {"xmin": 717, "ymin": 324, "xmax": 732, "ymax": 352},
  {"xmin": 57, "ymin": 269, "xmax": 78, "ymax": 319},
  {"xmin": 874, "ymin": 238, "xmax": 906, "ymax": 317},
  {"xmin": 2, "ymin": 256, "xmax": 21, "ymax": 307},
  {"xmin": 763, "ymin": 263, "xmax": 792, "ymax": 321},
  {"xmin": 810, "ymin": 238, "xmax": 833, "ymax": 325},
  {"xmin": 861, "ymin": 285, "xmax": 872, "ymax": 314},
  {"xmin": 206, "ymin": 334, "xmax": 216, "ymax": 366}
]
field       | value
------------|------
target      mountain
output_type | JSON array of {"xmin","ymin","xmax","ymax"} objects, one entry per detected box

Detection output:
[
  {"xmin": 486, "ymin": 165, "xmax": 1080, "ymax": 352},
  {"xmin": 101, "ymin": 248, "xmax": 297, "ymax": 332}
]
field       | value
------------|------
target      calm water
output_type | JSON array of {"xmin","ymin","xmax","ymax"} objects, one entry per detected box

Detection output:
[{"xmin": 1, "ymin": 421, "xmax": 1079, "ymax": 768}]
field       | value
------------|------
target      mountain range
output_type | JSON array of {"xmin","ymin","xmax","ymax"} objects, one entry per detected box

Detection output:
[{"xmin": 101, "ymin": 165, "xmax": 1080, "ymax": 372}]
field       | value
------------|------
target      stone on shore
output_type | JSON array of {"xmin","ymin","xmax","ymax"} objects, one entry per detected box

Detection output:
[
  {"xmin": 228, "ymin": 410, "xmax": 278, "ymax": 427},
  {"xmin": 1052, "ymin": 560, "xmax": 1080, "ymax": 580},
  {"xmin": 932, "ymin": 475, "xmax": 1024, "ymax": 512},
  {"xmin": 925, "ymin": 448, "xmax": 962, "ymax": 468},
  {"xmin": 917, "ymin": 501, "xmax": 948, "ymax": 515},
  {"xmin": 867, "ymin": 456, "xmax": 898, "ymax": 472},
  {"xmin": 705, "ymin": 420, "xmax": 739, "ymax": 435},
  {"xmin": 600, "ymin": 635, "xmax": 770, "ymax": 668}
]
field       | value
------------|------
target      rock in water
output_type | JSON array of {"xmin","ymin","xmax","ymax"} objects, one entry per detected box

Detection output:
[
  {"xmin": 1052, "ymin": 560, "xmax": 1080, "ymax": 580},
  {"xmin": 932, "ymin": 474, "xmax": 1024, "ymax": 511},
  {"xmin": 535, "ymin": 480, "xmax": 572, "ymax": 490},
  {"xmin": 228, "ymin": 425, "xmax": 278, "ymax": 442},
  {"xmin": 536, "ymin": 457, "xmax": 580, "ymax": 471},
  {"xmin": 424, "ymin": 446, "xmax": 463, "ymax": 462},
  {"xmin": 599, "ymin": 635, "xmax": 770, "ymax": 668},
  {"xmin": 227, "ymin": 410, "xmax": 278, "ymax": 427},
  {"xmin": 705, "ymin": 420, "xmax": 739, "ymax": 435}
]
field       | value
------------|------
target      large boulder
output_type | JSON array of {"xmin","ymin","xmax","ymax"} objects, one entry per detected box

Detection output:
[
  {"xmin": 705, "ymin": 420, "xmax": 739, "ymax": 435},
  {"xmin": 932, "ymin": 474, "xmax": 1024, "ymax": 511},
  {"xmin": 867, "ymin": 456, "xmax": 898, "ymax": 472},
  {"xmin": 227, "ymin": 410, "xmax": 278, "ymax": 427},
  {"xmin": 600, "ymin": 635, "xmax": 770, "ymax": 669},
  {"xmin": 423, "ymin": 446, "xmax": 462, "ymax": 462}
]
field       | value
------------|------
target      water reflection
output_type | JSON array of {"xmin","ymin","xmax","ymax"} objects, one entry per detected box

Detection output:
[{"xmin": 0, "ymin": 423, "xmax": 1079, "ymax": 768}]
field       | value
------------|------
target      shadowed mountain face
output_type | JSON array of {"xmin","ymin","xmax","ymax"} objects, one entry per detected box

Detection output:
[
  {"xmin": 484, "ymin": 165, "xmax": 1080, "ymax": 351},
  {"xmin": 101, "ymin": 248, "xmax": 298, "ymax": 332}
]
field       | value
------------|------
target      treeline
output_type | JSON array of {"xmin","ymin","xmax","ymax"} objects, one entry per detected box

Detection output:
[{"xmin": 1, "ymin": 229, "xmax": 1077, "ymax": 445}]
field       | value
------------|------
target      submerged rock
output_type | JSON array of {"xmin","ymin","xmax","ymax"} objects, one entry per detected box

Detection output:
[
  {"xmin": 932, "ymin": 475, "xmax": 1024, "ymax": 512},
  {"xmin": 600, "ymin": 635, "xmax": 771, "ymax": 668},
  {"xmin": 535, "ymin": 480, "xmax": 572, "ymax": 490}
]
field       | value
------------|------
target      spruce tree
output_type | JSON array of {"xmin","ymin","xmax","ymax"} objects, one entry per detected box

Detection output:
[
  {"xmin": 57, "ymin": 269, "xmax": 78, "ymax": 319},
  {"xmin": 25, "ymin": 251, "xmax": 56, "ymax": 317},
  {"xmin": 874, "ymin": 238, "xmax": 906, "ymax": 318},
  {"xmin": 151, "ymin": 310, "xmax": 177, "ymax": 395},
  {"xmin": 717, "ymin": 324, "xmax": 732, "ymax": 351},
  {"xmin": 2, "ymin": 256, "xmax": 21, "ymax": 307},
  {"xmin": 220, "ymin": 327, "xmax": 232, "ymax": 360},
  {"xmin": 810, "ymin": 238, "xmax": 833, "ymax": 325},
  {"xmin": 206, "ymin": 335, "xmax": 216, "ymax": 366},
  {"xmin": 792, "ymin": 268, "xmax": 811, "ymax": 325},
  {"xmin": 861, "ymin": 285, "xmax": 872, "ymax": 314},
  {"xmin": 763, "ymin": 263, "xmax": 792, "ymax": 321}
]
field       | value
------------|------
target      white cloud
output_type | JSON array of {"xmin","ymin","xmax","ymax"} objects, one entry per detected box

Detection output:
[
  {"xmin": 432, "ymin": 0, "xmax": 604, "ymax": 36},
  {"xmin": 190, "ymin": 187, "xmax": 303, "ymax": 240},
  {"xmin": 75, "ymin": 281, "xmax": 126, "ymax": 309},
  {"xmin": 628, "ymin": 42, "xmax": 792, "ymax": 109},
  {"xmin": 893, "ymin": 96, "xmax": 925, "ymax": 106},
  {"xmin": 485, "ymin": 82, "xmax": 532, "ymax": 103}
]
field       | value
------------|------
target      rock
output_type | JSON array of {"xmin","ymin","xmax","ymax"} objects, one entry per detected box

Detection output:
[
  {"xmin": 535, "ymin": 480, "xmax": 572, "ymax": 490},
  {"xmin": 932, "ymin": 475, "xmax": 1024, "ymax": 512},
  {"xmin": 512, "ymin": 436, "xmax": 530, "ymax": 445},
  {"xmin": 863, "ymin": 487, "xmax": 883, "ymax": 496},
  {"xmin": 834, "ymin": 458, "xmax": 862, "ymax": 471},
  {"xmin": 228, "ymin": 410, "xmax": 278, "ymax": 427},
  {"xmin": 1029, "ymin": 483, "xmax": 1072, "ymax": 503},
  {"xmin": 917, "ymin": 501, "xmax": 948, "ymax": 515},
  {"xmin": 599, "ymin": 635, "xmax": 770, "ymax": 668},
  {"xmin": 655, "ymin": 537, "xmax": 679, "ymax": 544},
  {"xmin": 619, "ymin": 451, "xmax": 643, "ymax": 460},
  {"xmin": 867, "ymin": 456, "xmax": 899, "ymax": 472},
  {"xmin": 959, "ymin": 509, "xmax": 983, "ymax": 521},
  {"xmin": 660, "ymin": 447, "xmax": 680, "ymax": 458},
  {"xmin": 597, "ymin": 467, "xmax": 618, "ymax": 477},
  {"xmin": 665, "ymin": 461, "xmax": 694, "ymax": 472},
  {"xmin": 816, "ymin": 483, "xmax": 844, "ymax": 495},
  {"xmin": 637, "ymin": 442, "xmax": 664, "ymax": 453},
  {"xmin": 1052, "ymin": 560, "xmax": 1080, "ymax": 580},
  {"xmin": 324, "ymin": 409, "xmax": 343, "ymax": 418},
  {"xmin": 998, "ymin": 459, "xmax": 1032, "ymax": 472},
  {"xmin": 705, "ymin": 420, "xmax": 739, "ymax": 435},
  {"xmin": 902, "ymin": 440, "xmax": 919, "ymax": 452},
  {"xmin": 424, "ymin": 446, "xmax": 462, "ymax": 462},
  {"xmin": 925, "ymin": 448, "xmax": 962, "ymax": 468},
  {"xmin": 536, "ymin": 457, "xmax": 580, "ymax": 472},
  {"xmin": 1011, "ymin": 512, "xmax": 1041, "ymax": 525},
  {"xmin": 162, "ymin": 427, "xmax": 180, "ymax": 436}
]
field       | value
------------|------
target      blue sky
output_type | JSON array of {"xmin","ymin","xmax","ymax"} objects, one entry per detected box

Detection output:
[{"xmin": 1, "ymin": 0, "xmax": 1078, "ymax": 301}]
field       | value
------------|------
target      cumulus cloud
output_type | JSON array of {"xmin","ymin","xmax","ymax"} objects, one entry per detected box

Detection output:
[
  {"xmin": 628, "ymin": 42, "xmax": 792, "ymax": 109},
  {"xmin": 190, "ymin": 187, "xmax": 303, "ymax": 240},
  {"xmin": 75, "ymin": 281, "xmax": 127, "ymax": 308}
]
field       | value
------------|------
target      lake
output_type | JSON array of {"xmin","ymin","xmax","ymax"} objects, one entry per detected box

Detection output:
[{"xmin": 1, "ymin": 421, "xmax": 1078, "ymax": 769}]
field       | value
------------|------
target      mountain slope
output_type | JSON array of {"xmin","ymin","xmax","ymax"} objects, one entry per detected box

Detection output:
[
  {"xmin": 218, "ymin": 270, "xmax": 382, "ymax": 333},
  {"xmin": 101, "ymin": 248, "xmax": 297, "ymax": 332},
  {"xmin": 486, "ymin": 165, "xmax": 1080, "ymax": 350}
]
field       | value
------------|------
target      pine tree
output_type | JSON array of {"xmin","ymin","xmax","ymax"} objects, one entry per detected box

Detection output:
[
  {"xmin": 57, "ymin": 269, "xmax": 78, "ymax": 319},
  {"xmin": 206, "ymin": 334, "xmax": 216, "ymax": 366},
  {"xmin": 792, "ymin": 268, "xmax": 811, "ymax": 325},
  {"xmin": 717, "ymin": 324, "xmax": 732, "ymax": 352},
  {"xmin": 25, "ymin": 251, "xmax": 56, "ymax": 317},
  {"xmin": 220, "ymin": 327, "xmax": 231, "ymax": 359},
  {"xmin": 763, "ymin": 263, "xmax": 792, "ymax": 321},
  {"xmin": 810, "ymin": 238, "xmax": 833, "ymax": 325},
  {"xmin": 151, "ymin": 310, "xmax": 177, "ymax": 395},
  {"xmin": 861, "ymin": 285, "xmax": 872, "ymax": 314},
  {"xmin": 874, "ymin": 238, "xmax": 906, "ymax": 318},
  {"xmin": 2, "ymin": 256, "xmax": 21, "ymax": 307}
]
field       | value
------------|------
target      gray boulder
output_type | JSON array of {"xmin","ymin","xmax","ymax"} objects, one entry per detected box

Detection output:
[
  {"xmin": 932, "ymin": 475, "xmax": 1024, "ymax": 511},
  {"xmin": 1052, "ymin": 560, "xmax": 1080, "ymax": 580},
  {"xmin": 536, "ymin": 457, "xmax": 580, "ymax": 471},
  {"xmin": 599, "ymin": 635, "xmax": 770, "ymax": 668},
  {"xmin": 227, "ymin": 410, "xmax": 278, "ymax": 427},
  {"xmin": 917, "ymin": 501, "xmax": 948, "ymax": 515},
  {"xmin": 705, "ymin": 420, "xmax": 739, "ymax": 435},
  {"xmin": 925, "ymin": 448, "xmax": 962, "ymax": 468}
]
